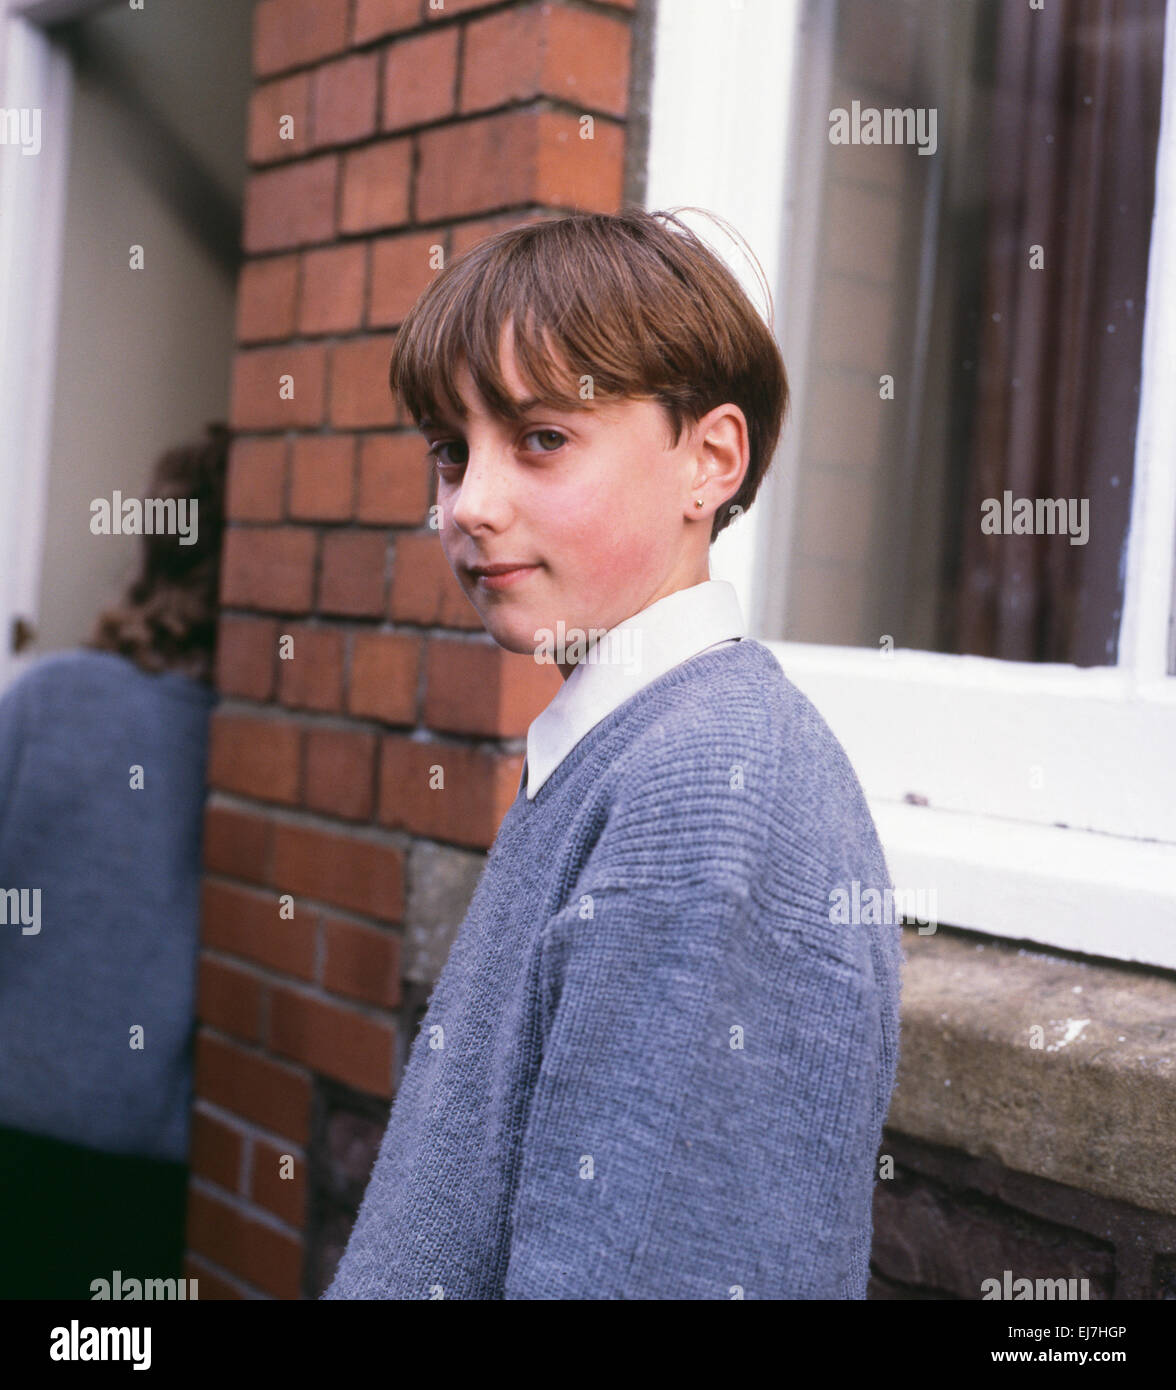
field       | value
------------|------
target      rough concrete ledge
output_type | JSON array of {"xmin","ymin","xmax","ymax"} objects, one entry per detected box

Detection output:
[{"xmin": 890, "ymin": 926, "xmax": 1176, "ymax": 1216}]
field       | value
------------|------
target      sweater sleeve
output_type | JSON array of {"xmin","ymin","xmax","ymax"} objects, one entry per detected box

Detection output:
[{"xmin": 502, "ymin": 876, "xmax": 884, "ymax": 1300}]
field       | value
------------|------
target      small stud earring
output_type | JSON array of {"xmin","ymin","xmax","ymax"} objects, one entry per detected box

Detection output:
[{"xmin": 694, "ymin": 498, "xmax": 704, "ymax": 509}]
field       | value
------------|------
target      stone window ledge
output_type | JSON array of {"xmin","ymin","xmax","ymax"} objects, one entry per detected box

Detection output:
[{"xmin": 889, "ymin": 926, "xmax": 1176, "ymax": 1217}]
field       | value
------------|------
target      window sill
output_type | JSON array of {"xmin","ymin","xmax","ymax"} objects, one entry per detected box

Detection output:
[
  {"xmin": 889, "ymin": 926, "xmax": 1176, "ymax": 1217},
  {"xmin": 876, "ymin": 801, "xmax": 1176, "ymax": 971}
]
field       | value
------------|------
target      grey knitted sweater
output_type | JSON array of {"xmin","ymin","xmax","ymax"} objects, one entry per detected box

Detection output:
[
  {"xmin": 0, "ymin": 649, "xmax": 216, "ymax": 1162},
  {"xmin": 324, "ymin": 638, "xmax": 903, "ymax": 1299}
]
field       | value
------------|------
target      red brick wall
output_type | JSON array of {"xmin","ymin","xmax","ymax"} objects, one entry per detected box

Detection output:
[{"xmin": 185, "ymin": 0, "xmax": 640, "ymax": 1299}]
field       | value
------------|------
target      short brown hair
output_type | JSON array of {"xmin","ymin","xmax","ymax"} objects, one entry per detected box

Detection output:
[
  {"xmin": 87, "ymin": 422, "xmax": 230, "ymax": 683},
  {"xmin": 388, "ymin": 206, "xmax": 789, "ymax": 542}
]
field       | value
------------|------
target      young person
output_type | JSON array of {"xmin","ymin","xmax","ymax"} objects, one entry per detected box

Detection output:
[
  {"xmin": 0, "ymin": 424, "xmax": 227, "ymax": 1298},
  {"xmin": 324, "ymin": 209, "xmax": 903, "ymax": 1300}
]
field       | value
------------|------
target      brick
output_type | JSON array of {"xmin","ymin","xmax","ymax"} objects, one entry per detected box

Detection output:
[
  {"xmin": 181, "ymin": 1254, "xmax": 245, "ymax": 1301},
  {"xmin": 230, "ymin": 344, "xmax": 328, "ymax": 430},
  {"xmin": 220, "ymin": 526, "xmax": 317, "ymax": 613},
  {"xmin": 356, "ymin": 433, "xmax": 432, "ymax": 524},
  {"xmin": 416, "ymin": 109, "xmax": 624, "ymax": 223},
  {"xmin": 381, "ymin": 26, "xmax": 458, "ymax": 133},
  {"xmin": 339, "ymin": 139, "xmax": 412, "ymax": 234},
  {"xmin": 244, "ymin": 156, "xmax": 338, "ymax": 253},
  {"xmin": 352, "ymin": 0, "xmax": 419, "ymax": 45},
  {"xmin": 186, "ymin": 1187, "xmax": 302, "ymax": 1301},
  {"xmin": 461, "ymin": 5, "xmax": 630, "ymax": 121},
  {"xmin": 194, "ymin": 1032, "xmax": 311, "ymax": 1144},
  {"xmin": 202, "ymin": 880, "xmax": 316, "ymax": 981},
  {"xmin": 533, "ymin": 107, "xmax": 625, "ymax": 213},
  {"xmin": 299, "ymin": 243, "xmax": 367, "ymax": 335},
  {"xmin": 312, "ymin": 52, "xmax": 379, "ymax": 147},
  {"xmin": 254, "ymin": 0, "xmax": 349, "ymax": 77},
  {"xmin": 236, "ymin": 255, "xmax": 300, "ymax": 343},
  {"xmin": 367, "ymin": 231, "xmax": 439, "ymax": 327},
  {"xmin": 226, "ymin": 437, "xmax": 287, "ymax": 522},
  {"xmin": 207, "ymin": 711, "xmax": 302, "ymax": 805},
  {"xmin": 251, "ymin": 1136, "xmax": 307, "ymax": 1229},
  {"xmin": 872, "ymin": 1172, "xmax": 1114, "ymax": 1300},
  {"xmin": 450, "ymin": 208, "xmax": 558, "ymax": 258},
  {"xmin": 318, "ymin": 530, "xmax": 387, "ymax": 615},
  {"xmin": 388, "ymin": 532, "xmax": 481, "ymax": 627},
  {"xmin": 348, "ymin": 630, "xmax": 421, "ymax": 724},
  {"xmin": 329, "ymin": 335, "xmax": 400, "ymax": 429},
  {"xmin": 247, "ymin": 72, "xmax": 311, "ymax": 164},
  {"xmin": 417, "ymin": 110, "xmax": 533, "ymax": 223},
  {"xmin": 268, "ymin": 986, "xmax": 395, "ymax": 1095},
  {"xmin": 289, "ymin": 435, "xmax": 356, "ymax": 520},
  {"xmin": 323, "ymin": 916, "xmax": 402, "ymax": 1008},
  {"xmin": 271, "ymin": 821, "xmax": 406, "ymax": 921},
  {"xmin": 424, "ymin": 637, "xmax": 559, "ymax": 736},
  {"xmin": 379, "ymin": 736, "xmax": 521, "ymax": 847},
  {"xmin": 197, "ymin": 956, "xmax": 265, "ymax": 1044},
  {"xmin": 188, "ymin": 1109, "xmax": 245, "ymax": 1193},
  {"xmin": 304, "ymin": 727, "xmax": 377, "ymax": 820},
  {"xmin": 203, "ymin": 803, "xmax": 274, "ymax": 885},
  {"xmin": 423, "ymin": 0, "xmax": 506, "ymax": 18},
  {"xmin": 276, "ymin": 625, "xmax": 346, "ymax": 712},
  {"xmin": 216, "ymin": 615, "xmax": 279, "ymax": 700}
]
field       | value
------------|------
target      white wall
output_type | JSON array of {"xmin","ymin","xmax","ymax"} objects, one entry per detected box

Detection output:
[{"xmin": 0, "ymin": 0, "xmax": 252, "ymax": 672}]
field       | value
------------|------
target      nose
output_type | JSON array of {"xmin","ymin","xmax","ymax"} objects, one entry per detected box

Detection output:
[{"xmin": 449, "ymin": 446, "xmax": 514, "ymax": 535}]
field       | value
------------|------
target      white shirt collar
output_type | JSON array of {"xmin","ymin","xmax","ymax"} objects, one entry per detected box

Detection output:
[{"xmin": 520, "ymin": 579, "xmax": 746, "ymax": 800}]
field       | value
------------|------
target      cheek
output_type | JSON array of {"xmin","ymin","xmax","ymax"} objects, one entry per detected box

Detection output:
[
  {"xmin": 568, "ymin": 525, "xmax": 661, "ymax": 601},
  {"xmin": 557, "ymin": 505, "xmax": 635, "ymax": 574},
  {"xmin": 533, "ymin": 483, "xmax": 610, "ymax": 555},
  {"xmin": 555, "ymin": 465, "xmax": 655, "ymax": 546}
]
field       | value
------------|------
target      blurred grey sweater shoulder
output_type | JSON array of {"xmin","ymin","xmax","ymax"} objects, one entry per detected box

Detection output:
[
  {"xmin": 0, "ymin": 648, "xmax": 216, "ymax": 1162},
  {"xmin": 323, "ymin": 638, "xmax": 904, "ymax": 1300}
]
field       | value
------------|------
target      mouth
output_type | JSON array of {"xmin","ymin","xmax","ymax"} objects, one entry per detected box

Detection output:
[{"xmin": 467, "ymin": 562, "xmax": 541, "ymax": 592}]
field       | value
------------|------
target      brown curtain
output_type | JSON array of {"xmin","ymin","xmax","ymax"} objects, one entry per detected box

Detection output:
[{"xmin": 952, "ymin": 0, "xmax": 1166, "ymax": 665}]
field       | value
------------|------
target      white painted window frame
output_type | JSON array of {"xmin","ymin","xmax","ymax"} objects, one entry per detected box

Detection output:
[
  {"xmin": 0, "ymin": 0, "xmax": 110, "ymax": 694},
  {"xmin": 647, "ymin": 0, "xmax": 1176, "ymax": 970}
]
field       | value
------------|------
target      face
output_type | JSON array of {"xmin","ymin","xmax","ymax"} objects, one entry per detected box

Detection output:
[{"xmin": 421, "ymin": 323, "xmax": 746, "ymax": 679}]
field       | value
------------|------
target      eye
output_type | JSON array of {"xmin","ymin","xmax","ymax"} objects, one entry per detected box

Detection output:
[
  {"xmin": 427, "ymin": 440, "xmax": 467, "ymax": 469},
  {"xmin": 523, "ymin": 428, "xmax": 566, "ymax": 453},
  {"xmin": 426, "ymin": 428, "xmax": 566, "ymax": 472}
]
